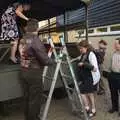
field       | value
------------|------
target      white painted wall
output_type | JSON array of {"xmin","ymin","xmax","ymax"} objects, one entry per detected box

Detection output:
[
  {"xmin": 87, "ymin": 35, "xmax": 120, "ymax": 72},
  {"xmin": 67, "ymin": 30, "xmax": 120, "ymax": 71}
]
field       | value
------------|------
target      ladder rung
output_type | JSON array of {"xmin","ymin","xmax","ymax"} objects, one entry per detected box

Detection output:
[
  {"xmin": 54, "ymin": 46, "xmax": 63, "ymax": 49},
  {"xmin": 61, "ymin": 73, "xmax": 72, "ymax": 79},
  {"xmin": 66, "ymin": 86, "xmax": 74, "ymax": 91},
  {"xmin": 78, "ymin": 82, "xmax": 82, "ymax": 86},
  {"xmin": 42, "ymin": 94, "xmax": 48, "ymax": 98},
  {"xmin": 61, "ymin": 61, "xmax": 68, "ymax": 64},
  {"xmin": 43, "ymin": 75, "xmax": 53, "ymax": 80},
  {"xmin": 61, "ymin": 59, "xmax": 78, "ymax": 64}
]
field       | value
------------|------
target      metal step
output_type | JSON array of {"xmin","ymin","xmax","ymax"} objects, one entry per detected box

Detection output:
[
  {"xmin": 61, "ymin": 73, "xmax": 72, "ymax": 80},
  {"xmin": 43, "ymin": 76, "xmax": 53, "ymax": 80}
]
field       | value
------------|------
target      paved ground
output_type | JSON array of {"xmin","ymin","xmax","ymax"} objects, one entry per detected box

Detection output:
[
  {"xmin": 0, "ymin": 96, "xmax": 120, "ymax": 120},
  {"xmin": 1, "ymin": 79, "xmax": 120, "ymax": 120}
]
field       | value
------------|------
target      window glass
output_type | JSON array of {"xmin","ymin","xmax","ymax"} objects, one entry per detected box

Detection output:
[
  {"xmin": 111, "ymin": 25, "xmax": 120, "ymax": 31},
  {"xmin": 97, "ymin": 27, "xmax": 107, "ymax": 32},
  {"xmin": 88, "ymin": 29, "xmax": 94, "ymax": 33},
  {"xmin": 78, "ymin": 30, "xmax": 84, "ymax": 35}
]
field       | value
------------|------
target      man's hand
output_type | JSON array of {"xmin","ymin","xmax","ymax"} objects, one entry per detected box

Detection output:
[{"xmin": 78, "ymin": 62, "xmax": 84, "ymax": 67}]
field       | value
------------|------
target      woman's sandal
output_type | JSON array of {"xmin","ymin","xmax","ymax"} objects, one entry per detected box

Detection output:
[
  {"xmin": 86, "ymin": 109, "xmax": 90, "ymax": 114},
  {"xmin": 85, "ymin": 107, "xmax": 90, "ymax": 114},
  {"xmin": 9, "ymin": 58, "xmax": 18, "ymax": 64},
  {"xmin": 89, "ymin": 111, "xmax": 96, "ymax": 117}
]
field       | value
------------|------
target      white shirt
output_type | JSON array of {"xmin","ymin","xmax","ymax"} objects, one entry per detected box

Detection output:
[
  {"xmin": 88, "ymin": 52, "xmax": 100, "ymax": 85},
  {"xmin": 111, "ymin": 51, "xmax": 120, "ymax": 73}
]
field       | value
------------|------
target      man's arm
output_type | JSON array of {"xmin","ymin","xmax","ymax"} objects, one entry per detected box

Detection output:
[
  {"xmin": 15, "ymin": 9, "xmax": 29, "ymax": 21},
  {"xmin": 32, "ymin": 36, "xmax": 54, "ymax": 66}
]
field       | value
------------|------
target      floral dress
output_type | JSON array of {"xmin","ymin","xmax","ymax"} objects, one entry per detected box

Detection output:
[{"xmin": 0, "ymin": 6, "xmax": 19, "ymax": 41}]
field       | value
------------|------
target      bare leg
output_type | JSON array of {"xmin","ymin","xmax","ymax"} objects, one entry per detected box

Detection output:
[
  {"xmin": 81, "ymin": 94, "xmax": 90, "ymax": 110},
  {"xmin": 88, "ymin": 93, "xmax": 96, "ymax": 113},
  {"xmin": 10, "ymin": 40, "xmax": 18, "ymax": 63},
  {"xmin": 19, "ymin": 43, "xmax": 23, "ymax": 58}
]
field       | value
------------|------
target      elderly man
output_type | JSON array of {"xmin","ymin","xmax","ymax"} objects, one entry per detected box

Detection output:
[{"xmin": 108, "ymin": 38, "xmax": 120, "ymax": 114}]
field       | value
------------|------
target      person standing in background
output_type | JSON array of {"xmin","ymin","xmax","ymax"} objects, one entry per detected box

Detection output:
[
  {"xmin": 94, "ymin": 40, "xmax": 107, "ymax": 95},
  {"xmin": 108, "ymin": 38, "xmax": 120, "ymax": 114}
]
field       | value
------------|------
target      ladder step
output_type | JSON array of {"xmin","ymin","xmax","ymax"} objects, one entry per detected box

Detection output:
[
  {"xmin": 61, "ymin": 58, "xmax": 79, "ymax": 64},
  {"xmin": 61, "ymin": 73, "xmax": 73, "ymax": 79},
  {"xmin": 54, "ymin": 46, "xmax": 63, "ymax": 49},
  {"xmin": 78, "ymin": 82, "xmax": 82, "ymax": 86},
  {"xmin": 43, "ymin": 75, "xmax": 53, "ymax": 80},
  {"xmin": 66, "ymin": 86, "xmax": 74, "ymax": 91},
  {"xmin": 42, "ymin": 94, "xmax": 48, "ymax": 98},
  {"xmin": 61, "ymin": 61, "xmax": 68, "ymax": 64}
]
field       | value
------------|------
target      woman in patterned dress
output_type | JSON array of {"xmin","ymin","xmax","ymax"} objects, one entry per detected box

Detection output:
[{"xmin": 0, "ymin": 2, "xmax": 30, "ymax": 63}]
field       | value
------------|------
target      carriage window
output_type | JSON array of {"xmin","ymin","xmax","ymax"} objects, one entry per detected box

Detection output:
[
  {"xmin": 78, "ymin": 30, "xmax": 84, "ymax": 35},
  {"xmin": 111, "ymin": 25, "xmax": 120, "ymax": 31},
  {"xmin": 88, "ymin": 29, "xmax": 94, "ymax": 33},
  {"xmin": 97, "ymin": 27, "xmax": 107, "ymax": 32}
]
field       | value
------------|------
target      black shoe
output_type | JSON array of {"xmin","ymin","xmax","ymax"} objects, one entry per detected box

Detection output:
[
  {"xmin": 108, "ymin": 109, "xmax": 118, "ymax": 113},
  {"xmin": 89, "ymin": 111, "xmax": 96, "ymax": 118}
]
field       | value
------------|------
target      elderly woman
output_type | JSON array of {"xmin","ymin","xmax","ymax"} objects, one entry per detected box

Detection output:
[
  {"xmin": 77, "ymin": 40, "xmax": 100, "ymax": 117},
  {"xmin": 0, "ymin": 2, "xmax": 30, "ymax": 63}
]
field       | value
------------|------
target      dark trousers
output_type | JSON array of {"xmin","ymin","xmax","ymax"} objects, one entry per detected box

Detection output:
[
  {"xmin": 20, "ymin": 68, "xmax": 44, "ymax": 120},
  {"xmin": 98, "ymin": 65, "xmax": 105, "ymax": 92},
  {"xmin": 108, "ymin": 72, "xmax": 120, "ymax": 111}
]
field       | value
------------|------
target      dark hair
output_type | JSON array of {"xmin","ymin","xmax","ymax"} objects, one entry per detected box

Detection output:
[
  {"xmin": 25, "ymin": 19, "xmax": 39, "ymax": 32},
  {"xmin": 12, "ymin": 2, "xmax": 30, "ymax": 9},
  {"xmin": 77, "ymin": 40, "xmax": 93, "ymax": 52},
  {"xmin": 99, "ymin": 40, "xmax": 107, "ymax": 45},
  {"xmin": 12, "ymin": 2, "xmax": 22, "ymax": 9},
  {"xmin": 116, "ymin": 38, "xmax": 120, "ymax": 44}
]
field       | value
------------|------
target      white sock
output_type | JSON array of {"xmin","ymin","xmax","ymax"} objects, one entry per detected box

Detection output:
[
  {"xmin": 91, "ymin": 108, "xmax": 96, "ymax": 113},
  {"xmin": 85, "ymin": 106, "xmax": 89, "ymax": 110}
]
